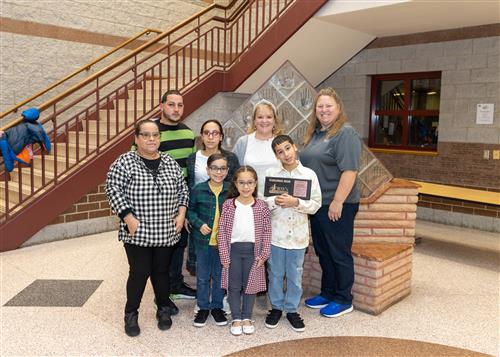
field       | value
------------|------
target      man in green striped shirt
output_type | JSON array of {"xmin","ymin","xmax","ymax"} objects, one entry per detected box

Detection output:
[{"xmin": 156, "ymin": 90, "xmax": 197, "ymax": 309}]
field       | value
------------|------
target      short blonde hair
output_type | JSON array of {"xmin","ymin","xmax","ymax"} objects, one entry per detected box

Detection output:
[{"xmin": 247, "ymin": 99, "xmax": 283, "ymax": 136}]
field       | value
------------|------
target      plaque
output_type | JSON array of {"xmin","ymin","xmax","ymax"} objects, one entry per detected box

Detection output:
[{"xmin": 264, "ymin": 176, "xmax": 311, "ymax": 200}]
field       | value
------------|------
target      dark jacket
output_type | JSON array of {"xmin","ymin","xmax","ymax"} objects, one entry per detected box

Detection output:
[
  {"xmin": 187, "ymin": 180, "xmax": 229, "ymax": 250},
  {"xmin": 186, "ymin": 149, "xmax": 240, "ymax": 190}
]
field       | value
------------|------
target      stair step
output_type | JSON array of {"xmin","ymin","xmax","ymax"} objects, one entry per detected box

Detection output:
[
  {"xmin": 80, "ymin": 120, "xmax": 128, "ymax": 136},
  {"xmin": 54, "ymin": 142, "xmax": 98, "ymax": 160},
  {"xmin": 0, "ymin": 180, "xmax": 35, "ymax": 205},
  {"xmin": 32, "ymin": 153, "xmax": 77, "ymax": 172},
  {"xmin": 67, "ymin": 131, "xmax": 114, "ymax": 147},
  {"xmin": 9, "ymin": 166, "xmax": 55, "ymax": 187}
]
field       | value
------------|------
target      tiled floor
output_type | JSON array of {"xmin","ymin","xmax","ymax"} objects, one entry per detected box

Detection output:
[{"xmin": 1, "ymin": 221, "xmax": 498, "ymax": 356}]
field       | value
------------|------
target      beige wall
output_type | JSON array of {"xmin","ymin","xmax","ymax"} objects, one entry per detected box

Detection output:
[{"xmin": 0, "ymin": 0, "xmax": 208, "ymax": 118}]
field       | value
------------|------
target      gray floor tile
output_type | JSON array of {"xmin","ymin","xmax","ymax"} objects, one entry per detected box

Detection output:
[{"xmin": 4, "ymin": 279, "xmax": 103, "ymax": 307}]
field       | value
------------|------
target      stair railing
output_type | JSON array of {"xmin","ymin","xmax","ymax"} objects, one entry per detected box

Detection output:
[{"xmin": 0, "ymin": 0, "xmax": 296, "ymax": 220}]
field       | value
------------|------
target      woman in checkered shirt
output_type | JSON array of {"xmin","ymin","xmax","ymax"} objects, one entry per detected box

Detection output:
[{"xmin": 106, "ymin": 119, "xmax": 189, "ymax": 337}]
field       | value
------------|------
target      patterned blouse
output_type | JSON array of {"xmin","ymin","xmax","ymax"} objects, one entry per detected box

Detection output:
[
  {"xmin": 217, "ymin": 198, "xmax": 272, "ymax": 294},
  {"xmin": 106, "ymin": 151, "xmax": 189, "ymax": 247}
]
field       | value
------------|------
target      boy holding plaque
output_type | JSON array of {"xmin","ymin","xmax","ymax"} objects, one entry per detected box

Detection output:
[{"xmin": 263, "ymin": 135, "xmax": 322, "ymax": 332}]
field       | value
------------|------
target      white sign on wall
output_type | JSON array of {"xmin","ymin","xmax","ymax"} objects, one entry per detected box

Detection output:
[{"xmin": 476, "ymin": 103, "xmax": 494, "ymax": 125}]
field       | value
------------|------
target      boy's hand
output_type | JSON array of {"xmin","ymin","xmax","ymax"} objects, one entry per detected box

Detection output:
[
  {"xmin": 200, "ymin": 224, "xmax": 212, "ymax": 235},
  {"xmin": 275, "ymin": 193, "xmax": 299, "ymax": 208},
  {"xmin": 255, "ymin": 258, "xmax": 265, "ymax": 268}
]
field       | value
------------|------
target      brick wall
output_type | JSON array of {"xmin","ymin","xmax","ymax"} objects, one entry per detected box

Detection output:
[
  {"xmin": 374, "ymin": 142, "xmax": 500, "ymax": 191},
  {"xmin": 418, "ymin": 194, "xmax": 500, "ymax": 219},
  {"xmin": 49, "ymin": 184, "xmax": 112, "ymax": 225}
]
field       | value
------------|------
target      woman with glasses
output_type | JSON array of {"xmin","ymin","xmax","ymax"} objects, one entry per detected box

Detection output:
[
  {"xmin": 106, "ymin": 119, "xmax": 189, "ymax": 337},
  {"xmin": 233, "ymin": 100, "xmax": 283, "ymax": 197},
  {"xmin": 187, "ymin": 119, "xmax": 240, "ymax": 190}
]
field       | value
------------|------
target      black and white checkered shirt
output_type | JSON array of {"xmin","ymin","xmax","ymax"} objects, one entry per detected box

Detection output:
[{"xmin": 106, "ymin": 151, "xmax": 189, "ymax": 247}]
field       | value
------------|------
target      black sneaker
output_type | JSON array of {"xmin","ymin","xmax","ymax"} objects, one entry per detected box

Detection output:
[
  {"xmin": 211, "ymin": 308, "xmax": 228, "ymax": 326},
  {"xmin": 265, "ymin": 309, "xmax": 282, "ymax": 329},
  {"xmin": 153, "ymin": 297, "xmax": 179, "ymax": 316},
  {"xmin": 193, "ymin": 309, "xmax": 210, "ymax": 327},
  {"xmin": 124, "ymin": 311, "xmax": 140, "ymax": 337},
  {"xmin": 170, "ymin": 282, "xmax": 196, "ymax": 300},
  {"xmin": 166, "ymin": 297, "xmax": 179, "ymax": 316},
  {"xmin": 156, "ymin": 306, "xmax": 172, "ymax": 331},
  {"xmin": 286, "ymin": 312, "xmax": 305, "ymax": 332}
]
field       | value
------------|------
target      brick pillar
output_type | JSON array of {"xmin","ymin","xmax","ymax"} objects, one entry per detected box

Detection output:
[{"xmin": 302, "ymin": 179, "xmax": 419, "ymax": 314}]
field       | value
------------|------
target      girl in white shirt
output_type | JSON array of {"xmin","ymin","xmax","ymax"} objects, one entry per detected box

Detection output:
[{"xmin": 217, "ymin": 166, "xmax": 272, "ymax": 336}]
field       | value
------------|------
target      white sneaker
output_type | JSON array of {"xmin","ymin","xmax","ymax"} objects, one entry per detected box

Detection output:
[
  {"xmin": 242, "ymin": 319, "xmax": 255, "ymax": 335},
  {"xmin": 222, "ymin": 295, "xmax": 231, "ymax": 315},
  {"xmin": 230, "ymin": 320, "xmax": 242, "ymax": 336}
]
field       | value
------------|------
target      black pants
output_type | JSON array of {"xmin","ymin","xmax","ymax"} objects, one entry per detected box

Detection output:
[
  {"xmin": 310, "ymin": 203, "xmax": 359, "ymax": 305},
  {"xmin": 124, "ymin": 243, "xmax": 174, "ymax": 313},
  {"xmin": 169, "ymin": 228, "xmax": 188, "ymax": 290}
]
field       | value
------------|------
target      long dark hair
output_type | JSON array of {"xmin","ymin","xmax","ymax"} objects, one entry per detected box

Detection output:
[
  {"xmin": 226, "ymin": 165, "xmax": 258, "ymax": 199},
  {"xmin": 200, "ymin": 119, "xmax": 224, "ymax": 150}
]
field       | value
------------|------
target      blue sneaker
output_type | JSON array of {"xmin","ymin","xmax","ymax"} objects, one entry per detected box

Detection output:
[
  {"xmin": 320, "ymin": 302, "xmax": 353, "ymax": 318},
  {"xmin": 304, "ymin": 295, "xmax": 330, "ymax": 309}
]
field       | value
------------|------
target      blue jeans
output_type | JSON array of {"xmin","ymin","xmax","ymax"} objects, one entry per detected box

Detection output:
[
  {"xmin": 267, "ymin": 245, "xmax": 306, "ymax": 313},
  {"xmin": 196, "ymin": 246, "xmax": 224, "ymax": 310},
  {"xmin": 310, "ymin": 203, "xmax": 359, "ymax": 305}
]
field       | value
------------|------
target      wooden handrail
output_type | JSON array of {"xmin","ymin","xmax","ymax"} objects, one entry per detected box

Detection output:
[
  {"xmin": 0, "ymin": 28, "xmax": 162, "ymax": 125},
  {"xmin": 0, "ymin": 0, "xmax": 239, "ymax": 132}
]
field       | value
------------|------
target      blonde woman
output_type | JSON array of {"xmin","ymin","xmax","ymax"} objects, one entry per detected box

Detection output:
[
  {"xmin": 300, "ymin": 88, "xmax": 362, "ymax": 319},
  {"xmin": 233, "ymin": 99, "xmax": 283, "ymax": 197}
]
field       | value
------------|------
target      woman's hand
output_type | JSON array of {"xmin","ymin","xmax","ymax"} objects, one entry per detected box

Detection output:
[
  {"xmin": 174, "ymin": 215, "xmax": 185, "ymax": 233},
  {"xmin": 200, "ymin": 224, "xmax": 212, "ymax": 235},
  {"xmin": 124, "ymin": 214, "xmax": 140, "ymax": 236},
  {"xmin": 328, "ymin": 200, "xmax": 343, "ymax": 221},
  {"xmin": 275, "ymin": 193, "xmax": 299, "ymax": 208}
]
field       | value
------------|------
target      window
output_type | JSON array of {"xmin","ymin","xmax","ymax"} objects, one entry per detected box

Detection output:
[{"xmin": 369, "ymin": 72, "xmax": 441, "ymax": 151}]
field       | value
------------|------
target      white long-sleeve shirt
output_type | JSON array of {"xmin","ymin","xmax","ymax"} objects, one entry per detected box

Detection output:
[{"xmin": 264, "ymin": 161, "xmax": 322, "ymax": 249}]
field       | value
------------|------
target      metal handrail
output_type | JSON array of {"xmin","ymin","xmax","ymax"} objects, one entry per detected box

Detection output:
[
  {"xmin": 0, "ymin": 28, "xmax": 162, "ymax": 125},
  {"xmin": 0, "ymin": 0, "xmax": 239, "ymax": 131},
  {"xmin": 0, "ymin": 0, "xmax": 300, "ymax": 222}
]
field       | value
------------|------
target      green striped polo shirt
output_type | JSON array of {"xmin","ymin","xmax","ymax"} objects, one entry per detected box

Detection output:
[{"xmin": 157, "ymin": 121, "xmax": 196, "ymax": 178}]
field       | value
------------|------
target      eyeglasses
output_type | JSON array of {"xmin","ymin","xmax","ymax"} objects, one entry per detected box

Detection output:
[
  {"xmin": 138, "ymin": 132, "xmax": 160, "ymax": 139},
  {"xmin": 202, "ymin": 130, "xmax": 221, "ymax": 137},
  {"xmin": 209, "ymin": 166, "xmax": 228, "ymax": 173},
  {"xmin": 237, "ymin": 180, "xmax": 256, "ymax": 187}
]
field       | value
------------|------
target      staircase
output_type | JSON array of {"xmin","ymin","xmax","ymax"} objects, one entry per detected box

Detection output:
[{"xmin": 0, "ymin": 0, "xmax": 327, "ymax": 251}]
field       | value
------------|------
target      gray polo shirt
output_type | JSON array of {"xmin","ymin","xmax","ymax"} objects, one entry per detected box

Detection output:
[{"xmin": 300, "ymin": 124, "xmax": 361, "ymax": 205}]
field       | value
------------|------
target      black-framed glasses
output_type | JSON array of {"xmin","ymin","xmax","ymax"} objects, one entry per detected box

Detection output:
[
  {"xmin": 138, "ymin": 132, "xmax": 160, "ymax": 139},
  {"xmin": 209, "ymin": 166, "xmax": 228, "ymax": 173}
]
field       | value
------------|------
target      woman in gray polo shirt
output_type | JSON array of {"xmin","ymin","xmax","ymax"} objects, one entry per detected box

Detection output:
[{"xmin": 300, "ymin": 87, "xmax": 361, "ymax": 319}]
